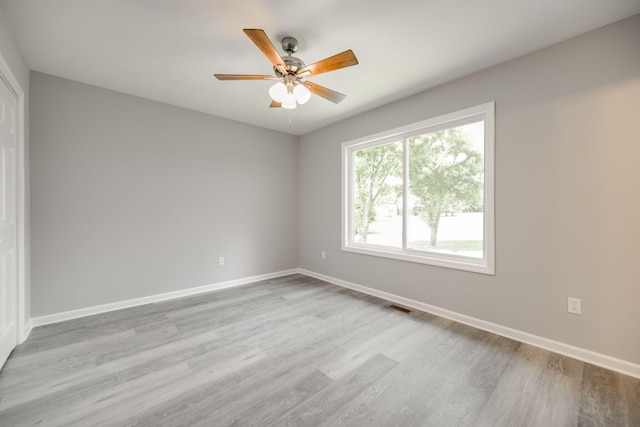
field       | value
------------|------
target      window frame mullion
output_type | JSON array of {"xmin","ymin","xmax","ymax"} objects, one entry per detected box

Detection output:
[{"xmin": 402, "ymin": 136, "xmax": 408, "ymax": 250}]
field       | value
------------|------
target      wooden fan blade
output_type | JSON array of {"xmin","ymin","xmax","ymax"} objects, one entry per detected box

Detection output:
[
  {"xmin": 298, "ymin": 50, "xmax": 358, "ymax": 77},
  {"xmin": 305, "ymin": 81, "xmax": 347, "ymax": 103},
  {"xmin": 243, "ymin": 29, "xmax": 286, "ymax": 73},
  {"xmin": 269, "ymin": 100, "xmax": 282, "ymax": 108},
  {"xmin": 214, "ymin": 74, "xmax": 275, "ymax": 80}
]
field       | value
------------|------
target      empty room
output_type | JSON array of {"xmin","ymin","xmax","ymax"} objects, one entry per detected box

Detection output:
[{"xmin": 1, "ymin": 1, "xmax": 639, "ymax": 426}]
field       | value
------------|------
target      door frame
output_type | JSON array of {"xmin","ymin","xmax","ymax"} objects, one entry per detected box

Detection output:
[{"xmin": 0, "ymin": 52, "xmax": 29, "ymax": 344}]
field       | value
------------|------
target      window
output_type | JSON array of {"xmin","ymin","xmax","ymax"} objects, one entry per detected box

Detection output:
[{"xmin": 342, "ymin": 102, "xmax": 494, "ymax": 274}]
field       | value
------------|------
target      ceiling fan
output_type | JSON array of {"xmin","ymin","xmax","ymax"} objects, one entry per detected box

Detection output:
[{"xmin": 214, "ymin": 29, "xmax": 359, "ymax": 109}]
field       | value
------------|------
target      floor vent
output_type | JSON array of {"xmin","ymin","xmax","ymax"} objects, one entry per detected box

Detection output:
[{"xmin": 388, "ymin": 304, "xmax": 412, "ymax": 314}]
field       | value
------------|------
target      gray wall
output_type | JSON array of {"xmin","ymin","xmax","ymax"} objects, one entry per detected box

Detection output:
[
  {"xmin": 30, "ymin": 72, "xmax": 298, "ymax": 316},
  {"xmin": 298, "ymin": 15, "xmax": 640, "ymax": 364},
  {"xmin": 0, "ymin": 7, "xmax": 30, "ymax": 326},
  {"xmin": 0, "ymin": 7, "xmax": 27, "ymax": 89}
]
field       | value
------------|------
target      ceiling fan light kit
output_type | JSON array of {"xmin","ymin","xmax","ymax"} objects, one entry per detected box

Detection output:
[
  {"xmin": 214, "ymin": 29, "xmax": 358, "ymax": 109},
  {"xmin": 268, "ymin": 74, "xmax": 311, "ymax": 109}
]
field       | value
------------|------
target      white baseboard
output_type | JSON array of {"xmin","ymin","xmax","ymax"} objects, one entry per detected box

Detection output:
[
  {"xmin": 299, "ymin": 268, "xmax": 640, "ymax": 379},
  {"xmin": 31, "ymin": 269, "xmax": 299, "ymax": 327},
  {"xmin": 19, "ymin": 319, "xmax": 33, "ymax": 344}
]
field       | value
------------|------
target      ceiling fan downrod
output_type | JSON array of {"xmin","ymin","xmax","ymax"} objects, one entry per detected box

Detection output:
[{"xmin": 273, "ymin": 37, "xmax": 306, "ymax": 77}]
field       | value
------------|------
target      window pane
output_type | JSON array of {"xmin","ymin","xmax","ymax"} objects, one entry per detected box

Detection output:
[
  {"xmin": 352, "ymin": 140, "xmax": 403, "ymax": 247},
  {"xmin": 407, "ymin": 121, "xmax": 484, "ymax": 258}
]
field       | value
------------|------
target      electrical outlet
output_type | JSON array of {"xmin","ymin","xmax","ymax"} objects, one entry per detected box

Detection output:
[
  {"xmin": 321, "ymin": 251, "xmax": 326, "ymax": 260},
  {"xmin": 568, "ymin": 297, "xmax": 581, "ymax": 314},
  {"xmin": 218, "ymin": 256, "xmax": 224, "ymax": 266}
]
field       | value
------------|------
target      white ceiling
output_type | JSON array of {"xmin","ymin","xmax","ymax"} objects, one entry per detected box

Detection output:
[{"xmin": 2, "ymin": 1, "xmax": 639, "ymax": 135}]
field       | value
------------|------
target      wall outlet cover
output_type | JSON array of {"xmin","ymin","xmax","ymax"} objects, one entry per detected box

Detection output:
[{"xmin": 568, "ymin": 297, "xmax": 581, "ymax": 315}]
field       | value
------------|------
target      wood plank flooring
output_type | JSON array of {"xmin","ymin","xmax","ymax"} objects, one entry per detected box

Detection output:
[{"xmin": 1, "ymin": 274, "xmax": 638, "ymax": 426}]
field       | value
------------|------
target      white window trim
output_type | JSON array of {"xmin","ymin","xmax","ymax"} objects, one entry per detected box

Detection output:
[{"xmin": 341, "ymin": 102, "xmax": 495, "ymax": 275}]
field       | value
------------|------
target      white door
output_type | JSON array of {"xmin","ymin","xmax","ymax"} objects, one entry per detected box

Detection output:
[{"xmin": 0, "ymin": 77, "xmax": 17, "ymax": 370}]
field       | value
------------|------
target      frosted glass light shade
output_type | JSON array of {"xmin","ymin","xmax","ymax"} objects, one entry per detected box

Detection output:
[
  {"xmin": 293, "ymin": 84, "xmax": 311, "ymax": 104},
  {"xmin": 282, "ymin": 93, "xmax": 296, "ymax": 109},
  {"xmin": 269, "ymin": 82, "xmax": 287, "ymax": 102}
]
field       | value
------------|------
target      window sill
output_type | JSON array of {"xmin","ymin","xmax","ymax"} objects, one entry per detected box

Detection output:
[{"xmin": 342, "ymin": 244, "xmax": 495, "ymax": 275}]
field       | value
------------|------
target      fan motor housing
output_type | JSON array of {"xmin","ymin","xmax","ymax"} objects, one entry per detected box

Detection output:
[{"xmin": 274, "ymin": 56, "xmax": 306, "ymax": 76}]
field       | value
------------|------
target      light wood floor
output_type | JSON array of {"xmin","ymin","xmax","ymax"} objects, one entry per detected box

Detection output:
[{"xmin": 1, "ymin": 274, "xmax": 638, "ymax": 426}]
